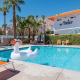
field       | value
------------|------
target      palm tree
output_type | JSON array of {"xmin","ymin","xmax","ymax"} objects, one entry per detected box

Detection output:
[
  {"xmin": 27, "ymin": 16, "xmax": 31, "ymax": 41},
  {"xmin": 10, "ymin": 15, "xmax": 22, "ymax": 23},
  {"xmin": 17, "ymin": 19, "xmax": 26, "ymax": 40},
  {"xmin": 2, "ymin": 24, "xmax": 7, "ymax": 35},
  {"xmin": 26, "ymin": 15, "xmax": 34, "ymax": 41},
  {"xmin": 32, "ymin": 19, "xmax": 42, "ymax": 40},
  {"xmin": 35, "ymin": 15, "xmax": 38, "ymax": 19},
  {"xmin": 0, "ymin": 6, "xmax": 9, "ymax": 35},
  {"xmin": 41, "ymin": 15, "xmax": 45, "ymax": 33},
  {"xmin": 10, "ymin": 15, "xmax": 22, "ymax": 37},
  {"xmin": 2, "ymin": 0, "xmax": 25, "ymax": 39}
]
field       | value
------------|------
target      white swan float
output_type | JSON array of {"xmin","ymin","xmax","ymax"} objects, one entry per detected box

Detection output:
[{"xmin": 11, "ymin": 39, "xmax": 38, "ymax": 60}]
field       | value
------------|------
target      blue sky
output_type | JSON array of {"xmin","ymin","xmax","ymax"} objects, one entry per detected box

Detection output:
[{"xmin": 0, "ymin": 0, "xmax": 80, "ymax": 27}]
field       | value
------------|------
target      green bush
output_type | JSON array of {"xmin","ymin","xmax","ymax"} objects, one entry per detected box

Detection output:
[
  {"xmin": 44, "ymin": 29, "xmax": 54, "ymax": 34},
  {"xmin": 45, "ymin": 34, "xmax": 80, "ymax": 45},
  {"xmin": 0, "ymin": 29, "xmax": 3, "ymax": 35},
  {"xmin": 23, "ymin": 38, "xmax": 30, "ymax": 43}
]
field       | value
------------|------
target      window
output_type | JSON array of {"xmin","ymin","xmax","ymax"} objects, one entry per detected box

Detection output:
[
  {"xmin": 70, "ymin": 16, "xmax": 76, "ymax": 19},
  {"xmin": 57, "ymin": 19, "xmax": 62, "ymax": 21},
  {"xmin": 59, "ymin": 24, "xmax": 62, "ymax": 26}
]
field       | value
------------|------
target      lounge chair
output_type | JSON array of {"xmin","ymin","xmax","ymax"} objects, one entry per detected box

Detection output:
[
  {"xmin": 57, "ymin": 39, "xmax": 61, "ymax": 45},
  {"xmin": 35, "ymin": 40, "xmax": 38, "ymax": 44},
  {"xmin": 64, "ymin": 39, "xmax": 69, "ymax": 45},
  {"xmin": 0, "ymin": 58, "xmax": 15, "ymax": 71},
  {"xmin": 43, "ymin": 40, "xmax": 45, "ymax": 44},
  {"xmin": 35, "ymin": 40, "xmax": 38, "ymax": 43},
  {"xmin": 30, "ymin": 40, "xmax": 33, "ymax": 44}
]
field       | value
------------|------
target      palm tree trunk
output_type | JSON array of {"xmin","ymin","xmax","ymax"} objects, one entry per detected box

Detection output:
[
  {"xmin": 23, "ymin": 30, "xmax": 24, "ymax": 39},
  {"xmin": 18, "ymin": 32, "xmax": 20, "ymax": 39},
  {"xmin": 33, "ymin": 29, "xmax": 35, "ymax": 41},
  {"xmin": 13, "ymin": 3, "xmax": 16, "ymax": 39},
  {"xmin": 4, "ymin": 15, "xmax": 6, "ymax": 35},
  {"xmin": 44, "ymin": 26, "xmax": 45, "ymax": 33},
  {"xmin": 21, "ymin": 32, "xmax": 22, "ymax": 41},
  {"xmin": 4, "ymin": 11, "xmax": 6, "ymax": 35},
  {"xmin": 28, "ymin": 28, "xmax": 30, "ymax": 42}
]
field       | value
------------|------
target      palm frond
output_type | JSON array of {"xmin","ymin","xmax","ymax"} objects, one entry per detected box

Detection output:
[
  {"xmin": 15, "ymin": 3, "xmax": 21, "ymax": 12},
  {"xmin": 18, "ymin": 0, "xmax": 25, "ymax": 4}
]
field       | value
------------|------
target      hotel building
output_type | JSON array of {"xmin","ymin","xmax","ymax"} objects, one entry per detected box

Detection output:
[{"xmin": 48, "ymin": 9, "xmax": 80, "ymax": 35}]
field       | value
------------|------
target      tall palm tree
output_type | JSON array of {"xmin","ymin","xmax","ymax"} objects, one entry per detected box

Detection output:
[
  {"xmin": 10, "ymin": 15, "xmax": 22, "ymax": 37},
  {"xmin": 2, "ymin": 0, "xmax": 25, "ymax": 39},
  {"xmin": 27, "ymin": 15, "xmax": 34, "ymax": 41},
  {"xmin": 43, "ymin": 22, "xmax": 46, "ymax": 32},
  {"xmin": 32, "ymin": 19, "xmax": 42, "ymax": 40},
  {"xmin": 0, "ymin": 6, "xmax": 9, "ymax": 35},
  {"xmin": 17, "ymin": 19, "xmax": 26, "ymax": 40},
  {"xmin": 27, "ymin": 16, "xmax": 31, "ymax": 41},
  {"xmin": 41, "ymin": 15, "xmax": 45, "ymax": 33},
  {"xmin": 35, "ymin": 15, "xmax": 38, "ymax": 19},
  {"xmin": 2, "ymin": 24, "xmax": 7, "ymax": 35}
]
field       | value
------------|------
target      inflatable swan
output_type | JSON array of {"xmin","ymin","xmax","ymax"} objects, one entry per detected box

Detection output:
[{"xmin": 11, "ymin": 39, "xmax": 38, "ymax": 60}]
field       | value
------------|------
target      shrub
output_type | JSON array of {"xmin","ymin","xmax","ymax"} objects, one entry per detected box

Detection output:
[
  {"xmin": 45, "ymin": 34, "xmax": 80, "ymax": 45},
  {"xmin": 23, "ymin": 38, "xmax": 30, "ymax": 43},
  {"xmin": 44, "ymin": 29, "xmax": 54, "ymax": 34},
  {"xmin": 0, "ymin": 29, "xmax": 3, "ymax": 35}
]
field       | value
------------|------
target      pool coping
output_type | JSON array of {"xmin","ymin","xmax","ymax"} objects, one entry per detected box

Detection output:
[{"xmin": 1, "ymin": 44, "xmax": 80, "ymax": 51}]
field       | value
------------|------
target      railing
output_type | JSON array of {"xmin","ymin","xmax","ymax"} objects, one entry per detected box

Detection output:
[
  {"xmin": 0, "ymin": 35, "xmax": 38, "ymax": 39},
  {"xmin": 46, "ymin": 40, "xmax": 54, "ymax": 46}
]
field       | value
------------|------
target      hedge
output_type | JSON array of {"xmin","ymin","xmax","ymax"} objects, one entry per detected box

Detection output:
[{"xmin": 45, "ymin": 34, "xmax": 80, "ymax": 45}]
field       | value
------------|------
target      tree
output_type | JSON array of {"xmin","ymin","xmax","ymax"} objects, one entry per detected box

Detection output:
[
  {"xmin": 2, "ymin": 0, "xmax": 25, "ymax": 39},
  {"xmin": 0, "ymin": 29, "xmax": 3, "ymax": 35},
  {"xmin": 32, "ymin": 19, "xmax": 42, "ymax": 40},
  {"xmin": 17, "ymin": 19, "xmax": 26, "ymax": 40},
  {"xmin": 26, "ymin": 15, "xmax": 34, "ymax": 41},
  {"xmin": 0, "ymin": 6, "xmax": 9, "ymax": 35},
  {"xmin": 10, "ymin": 15, "xmax": 22, "ymax": 37},
  {"xmin": 27, "ymin": 16, "xmax": 32, "ymax": 40},
  {"xmin": 43, "ymin": 22, "xmax": 46, "ymax": 32},
  {"xmin": 41, "ymin": 15, "xmax": 46, "ymax": 33},
  {"xmin": 35, "ymin": 15, "xmax": 38, "ymax": 19},
  {"xmin": 2, "ymin": 24, "xmax": 7, "ymax": 35}
]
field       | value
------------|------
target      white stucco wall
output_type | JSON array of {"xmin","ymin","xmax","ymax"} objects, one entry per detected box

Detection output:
[{"xmin": 54, "ymin": 13, "xmax": 80, "ymax": 31}]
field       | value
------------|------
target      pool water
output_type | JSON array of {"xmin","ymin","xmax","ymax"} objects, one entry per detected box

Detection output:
[{"xmin": 0, "ymin": 46, "xmax": 80, "ymax": 72}]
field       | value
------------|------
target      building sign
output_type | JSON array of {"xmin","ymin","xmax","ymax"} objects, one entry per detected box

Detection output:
[
  {"xmin": 63, "ymin": 20, "xmax": 73, "ymax": 25},
  {"xmin": 60, "ymin": 20, "xmax": 73, "ymax": 26}
]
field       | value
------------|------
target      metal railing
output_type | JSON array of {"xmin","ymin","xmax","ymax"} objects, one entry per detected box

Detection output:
[{"xmin": 46, "ymin": 40, "xmax": 54, "ymax": 46}]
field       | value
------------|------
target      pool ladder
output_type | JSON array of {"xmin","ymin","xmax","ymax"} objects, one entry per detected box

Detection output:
[{"xmin": 46, "ymin": 40, "xmax": 53, "ymax": 46}]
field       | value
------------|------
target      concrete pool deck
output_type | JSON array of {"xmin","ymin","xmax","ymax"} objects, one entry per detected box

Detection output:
[
  {"xmin": 0, "ymin": 44, "xmax": 80, "ymax": 80},
  {"xmin": 0, "ymin": 60, "xmax": 80, "ymax": 80}
]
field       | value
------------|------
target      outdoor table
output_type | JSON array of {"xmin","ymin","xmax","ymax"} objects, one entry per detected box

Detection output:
[{"xmin": 62, "ymin": 41, "xmax": 64, "ymax": 45}]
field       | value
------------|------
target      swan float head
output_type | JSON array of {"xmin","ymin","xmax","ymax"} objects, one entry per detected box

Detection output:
[
  {"xmin": 11, "ymin": 39, "xmax": 22, "ymax": 53},
  {"xmin": 11, "ymin": 39, "xmax": 38, "ymax": 60}
]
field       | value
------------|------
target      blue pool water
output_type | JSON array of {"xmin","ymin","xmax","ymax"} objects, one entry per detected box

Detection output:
[{"xmin": 0, "ymin": 46, "xmax": 80, "ymax": 72}]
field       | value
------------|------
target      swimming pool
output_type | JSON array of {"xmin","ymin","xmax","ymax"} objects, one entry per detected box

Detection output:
[{"xmin": 0, "ymin": 46, "xmax": 80, "ymax": 72}]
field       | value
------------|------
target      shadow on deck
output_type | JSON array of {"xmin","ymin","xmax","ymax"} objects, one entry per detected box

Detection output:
[{"xmin": 0, "ymin": 69, "xmax": 20, "ymax": 80}]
